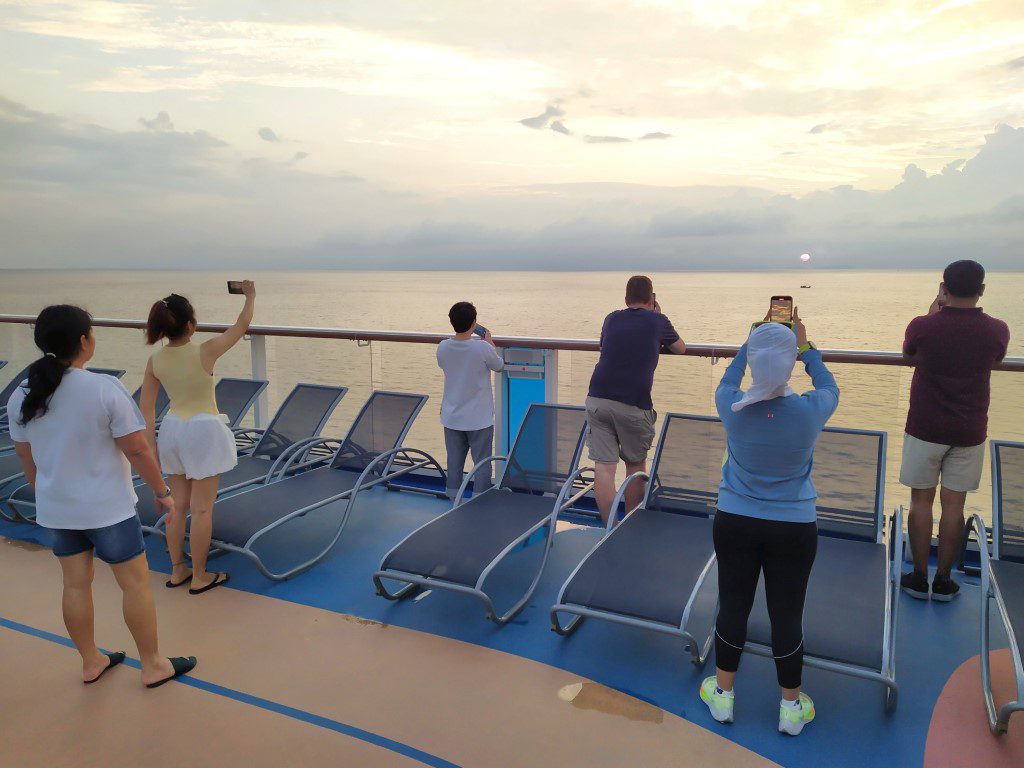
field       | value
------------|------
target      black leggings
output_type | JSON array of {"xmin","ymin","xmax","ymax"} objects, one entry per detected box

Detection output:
[{"xmin": 713, "ymin": 510, "xmax": 818, "ymax": 689}]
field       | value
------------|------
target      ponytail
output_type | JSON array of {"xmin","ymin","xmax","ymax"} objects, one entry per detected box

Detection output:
[
  {"xmin": 20, "ymin": 305, "xmax": 93, "ymax": 425},
  {"xmin": 146, "ymin": 293, "xmax": 196, "ymax": 345}
]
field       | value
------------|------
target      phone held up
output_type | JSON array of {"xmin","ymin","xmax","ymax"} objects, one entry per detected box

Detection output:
[
  {"xmin": 751, "ymin": 295, "xmax": 795, "ymax": 332},
  {"xmin": 473, "ymin": 324, "xmax": 489, "ymax": 339},
  {"xmin": 227, "ymin": 280, "xmax": 244, "ymax": 295}
]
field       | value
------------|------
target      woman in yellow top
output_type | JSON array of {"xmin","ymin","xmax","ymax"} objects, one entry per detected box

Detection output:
[{"xmin": 140, "ymin": 281, "xmax": 255, "ymax": 594}]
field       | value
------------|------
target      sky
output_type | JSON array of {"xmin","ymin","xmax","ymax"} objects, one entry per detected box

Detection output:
[{"xmin": 0, "ymin": 0, "xmax": 1022, "ymax": 270}]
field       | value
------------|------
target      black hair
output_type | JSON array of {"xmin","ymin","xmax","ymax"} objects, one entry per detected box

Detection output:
[
  {"xmin": 448, "ymin": 301, "xmax": 477, "ymax": 334},
  {"xmin": 146, "ymin": 293, "xmax": 196, "ymax": 344},
  {"xmin": 19, "ymin": 305, "xmax": 93, "ymax": 425},
  {"xmin": 625, "ymin": 275, "xmax": 654, "ymax": 305},
  {"xmin": 943, "ymin": 260, "xmax": 985, "ymax": 298}
]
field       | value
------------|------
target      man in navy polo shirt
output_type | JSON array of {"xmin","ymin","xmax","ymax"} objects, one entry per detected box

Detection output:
[
  {"xmin": 586, "ymin": 275, "xmax": 687, "ymax": 525},
  {"xmin": 900, "ymin": 260, "xmax": 1010, "ymax": 602}
]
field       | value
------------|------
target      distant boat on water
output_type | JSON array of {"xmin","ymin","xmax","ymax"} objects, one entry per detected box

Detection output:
[{"xmin": 800, "ymin": 284, "xmax": 812, "ymax": 288}]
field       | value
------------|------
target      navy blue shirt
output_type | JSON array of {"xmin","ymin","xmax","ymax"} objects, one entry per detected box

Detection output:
[{"xmin": 588, "ymin": 308, "xmax": 680, "ymax": 410}]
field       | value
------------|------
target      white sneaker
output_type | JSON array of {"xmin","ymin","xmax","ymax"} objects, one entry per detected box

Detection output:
[
  {"xmin": 778, "ymin": 693, "xmax": 815, "ymax": 736},
  {"xmin": 699, "ymin": 676, "xmax": 734, "ymax": 723}
]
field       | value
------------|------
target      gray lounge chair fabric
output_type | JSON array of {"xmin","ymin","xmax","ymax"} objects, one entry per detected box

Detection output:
[
  {"xmin": 993, "ymin": 441, "xmax": 1024, "ymax": 563},
  {"xmin": 990, "ymin": 559, "xmax": 1024, "ymax": 659},
  {"xmin": 380, "ymin": 489, "xmax": 555, "ymax": 587},
  {"xmin": 551, "ymin": 414, "xmax": 719, "ymax": 662},
  {"xmin": 0, "ymin": 364, "xmax": 31, "ymax": 425},
  {"xmin": 747, "ymin": 536, "xmax": 887, "ymax": 669},
  {"xmin": 201, "ymin": 391, "xmax": 439, "ymax": 580},
  {"xmin": 561, "ymin": 510, "xmax": 715, "ymax": 627},
  {"xmin": 132, "ymin": 384, "xmax": 171, "ymax": 425},
  {"xmin": 375, "ymin": 403, "xmax": 591, "ymax": 624},
  {"xmin": 213, "ymin": 377, "xmax": 268, "ymax": 429}
]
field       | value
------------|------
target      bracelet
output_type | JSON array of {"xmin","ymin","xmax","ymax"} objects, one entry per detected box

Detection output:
[
  {"xmin": 797, "ymin": 342, "xmax": 813, "ymax": 355},
  {"xmin": 155, "ymin": 487, "xmax": 173, "ymax": 499}
]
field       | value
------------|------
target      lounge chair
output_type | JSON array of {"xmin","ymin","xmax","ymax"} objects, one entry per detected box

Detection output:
[
  {"xmin": 967, "ymin": 440, "xmax": 1024, "ymax": 734},
  {"xmin": 550, "ymin": 413, "xmax": 722, "ymax": 663},
  {"xmin": 552, "ymin": 414, "xmax": 903, "ymax": 712},
  {"xmin": 0, "ymin": 364, "xmax": 31, "ymax": 430},
  {"xmin": 374, "ymin": 403, "xmax": 592, "ymax": 625},
  {"xmin": 6, "ymin": 377, "xmax": 273, "ymax": 525},
  {"xmin": 131, "ymin": 383, "xmax": 172, "ymax": 426},
  {"xmin": 198, "ymin": 390, "xmax": 441, "ymax": 580}
]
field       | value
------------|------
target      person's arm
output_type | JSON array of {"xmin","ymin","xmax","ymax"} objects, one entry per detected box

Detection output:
[
  {"xmin": 659, "ymin": 314, "xmax": 687, "ymax": 355},
  {"xmin": 200, "ymin": 280, "xmax": 256, "ymax": 373},
  {"xmin": 115, "ymin": 431, "xmax": 175, "ymax": 517},
  {"xmin": 482, "ymin": 330, "xmax": 504, "ymax": 371},
  {"xmin": 902, "ymin": 318, "xmax": 921, "ymax": 364},
  {"xmin": 793, "ymin": 311, "xmax": 839, "ymax": 421},
  {"xmin": 13, "ymin": 442, "xmax": 36, "ymax": 486},
  {"xmin": 926, "ymin": 285, "xmax": 946, "ymax": 316},
  {"xmin": 718, "ymin": 343, "xmax": 748, "ymax": 391},
  {"xmin": 139, "ymin": 358, "xmax": 160, "ymax": 450}
]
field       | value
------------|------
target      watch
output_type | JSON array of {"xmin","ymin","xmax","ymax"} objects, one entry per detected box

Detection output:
[
  {"xmin": 797, "ymin": 341, "xmax": 817, "ymax": 355},
  {"xmin": 155, "ymin": 487, "xmax": 173, "ymax": 499}
]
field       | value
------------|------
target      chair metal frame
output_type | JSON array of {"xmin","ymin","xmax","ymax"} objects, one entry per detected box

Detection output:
[
  {"xmin": 373, "ymin": 403, "xmax": 592, "ymax": 625},
  {"xmin": 967, "ymin": 439, "xmax": 1024, "ymax": 734},
  {"xmin": 550, "ymin": 413, "xmax": 718, "ymax": 665},
  {"xmin": 200, "ymin": 391, "xmax": 443, "ymax": 581}
]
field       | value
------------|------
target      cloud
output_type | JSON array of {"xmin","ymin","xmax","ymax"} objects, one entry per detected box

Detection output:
[
  {"xmin": 292, "ymin": 151, "xmax": 309, "ymax": 162},
  {"xmin": 518, "ymin": 104, "xmax": 564, "ymax": 130},
  {"xmin": 584, "ymin": 135, "xmax": 631, "ymax": 144},
  {"xmin": 639, "ymin": 131, "xmax": 672, "ymax": 140},
  {"xmin": 258, "ymin": 127, "xmax": 279, "ymax": 142},
  {"xmin": 649, "ymin": 208, "xmax": 791, "ymax": 237},
  {"xmin": 809, "ymin": 123, "xmax": 830, "ymax": 134},
  {"xmin": 139, "ymin": 111, "xmax": 174, "ymax": 132},
  {"xmin": 1007, "ymin": 56, "xmax": 1024, "ymax": 69},
  {"xmin": 549, "ymin": 120, "xmax": 572, "ymax": 135}
]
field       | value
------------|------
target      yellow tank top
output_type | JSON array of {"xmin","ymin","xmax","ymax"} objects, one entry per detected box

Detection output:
[{"xmin": 151, "ymin": 342, "xmax": 219, "ymax": 420}]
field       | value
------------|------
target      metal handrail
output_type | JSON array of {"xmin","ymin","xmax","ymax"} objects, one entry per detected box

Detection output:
[{"xmin": 1, "ymin": 313, "xmax": 1021, "ymax": 371}]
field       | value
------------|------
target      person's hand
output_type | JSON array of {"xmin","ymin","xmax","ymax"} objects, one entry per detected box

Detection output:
[
  {"xmin": 155, "ymin": 492, "xmax": 176, "ymax": 519},
  {"xmin": 792, "ymin": 307, "xmax": 808, "ymax": 348},
  {"xmin": 484, "ymin": 329, "xmax": 494, "ymax": 345},
  {"xmin": 936, "ymin": 285, "xmax": 947, "ymax": 307},
  {"xmin": 240, "ymin": 280, "xmax": 255, "ymax": 298}
]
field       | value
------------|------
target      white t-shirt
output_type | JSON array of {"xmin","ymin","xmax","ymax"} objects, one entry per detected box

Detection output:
[
  {"xmin": 6, "ymin": 369, "xmax": 146, "ymax": 530},
  {"xmin": 436, "ymin": 338, "xmax": 504, "ymax": 431}
]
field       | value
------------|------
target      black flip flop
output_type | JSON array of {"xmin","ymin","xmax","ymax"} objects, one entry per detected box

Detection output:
[
  {"xmin": 165, "ymin": 573, "xmax": 192, "ymax": 589},
  {"xmin": 84, "ymin": 651, "xmax": 126, "ymax": 684},
  {"xmin": 188, "ymin": 572, "xmax": 230, "ymax": 595},
  {"xmin": 145, "ymin": 656, "xmax": 197, "ymax": 689}
]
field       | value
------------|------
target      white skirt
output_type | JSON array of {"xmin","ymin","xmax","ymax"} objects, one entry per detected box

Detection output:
[{"xmin": 157, "ymin": 412, "xmax": 238, "ymax": 480}]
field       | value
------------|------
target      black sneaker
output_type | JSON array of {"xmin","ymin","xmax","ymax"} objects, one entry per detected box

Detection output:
[
  {"xmin": 901, "ymin": 570, "xmax": 930, "ymax": 600},
  {"xmin": 931, "ymin": 575, "xmax": 960, "ymax": 602}
]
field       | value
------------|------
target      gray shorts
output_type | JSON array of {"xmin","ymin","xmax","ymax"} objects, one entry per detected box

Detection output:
[
  {"xmin": 585, "ymin": 396, "xmax": 656, "ymax": 464},
  {"xmin": 899, "ymin": 433, "xmax": 985, "ymax": 493}
]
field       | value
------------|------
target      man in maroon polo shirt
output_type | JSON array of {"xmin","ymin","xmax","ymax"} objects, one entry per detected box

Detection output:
[{"xmin": 900, "ymin": 260, "xmax": 1010, "ymax": 602}]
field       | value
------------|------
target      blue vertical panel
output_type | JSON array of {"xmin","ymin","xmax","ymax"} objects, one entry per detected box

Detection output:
[{"xmin": 507, "ymin": 376, "xmax": 545, "ymax": 451}]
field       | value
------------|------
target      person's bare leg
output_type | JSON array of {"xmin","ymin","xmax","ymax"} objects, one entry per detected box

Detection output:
[
  {"xmin": 623, "ymin": 460, "xmax": 648, "ymax": 514},
  {"xmin": 593, "ymin": 462, "xmax": 618, "ymax": 525},
  {"xmin": 109, "ymin": 553, "xmax": 174, "ymax": 686},
  {"xmin": 58, "ymin": 551, "xmax": 108, "ymax": 682},
  {"xmin": 936, "ymin": 487, "xmax": 967, "ymax": 579},
  {"xmin": 187, "ymin": 475, "xmax": 222, "ymax": 589},
  {"xmin": 164, "ymin": 474, "xmax": 192, "ymax": 584},
  {"xmin": 780, "ymin": 685, "xmax": 800, "ymax": 702},
  {"xmin": 907, "ymin": 487, "xmax": 936, "ymax": 574}
]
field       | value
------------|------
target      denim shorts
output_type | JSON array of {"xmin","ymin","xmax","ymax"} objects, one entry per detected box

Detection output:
[{"xmin": 50, "ymin": 515, "xmax": 146, "ymax": 565}]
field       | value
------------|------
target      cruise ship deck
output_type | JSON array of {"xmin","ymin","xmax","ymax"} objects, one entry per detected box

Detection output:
[{"xmin": 1, "ymin": 319, "xmax": 1023, "ymax": 768}]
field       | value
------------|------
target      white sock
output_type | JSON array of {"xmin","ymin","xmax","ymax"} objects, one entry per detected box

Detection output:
[
  {"xmin": 715, "ymin": 686, "xmax": 735, "ymax": 698},
  {"xmin": 781, "ymin": 697, "xmax": 801, "ymax": 709}
]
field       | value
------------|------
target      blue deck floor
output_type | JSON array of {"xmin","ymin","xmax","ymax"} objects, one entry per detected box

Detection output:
[{"xmin": 0, "ymin": 482, "xmax": 1008, "ymax": 768}]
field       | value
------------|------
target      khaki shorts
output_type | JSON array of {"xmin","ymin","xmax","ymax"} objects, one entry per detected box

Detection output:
[
  {"xmin": 585, "ymin": 396, "xmax": 656, "ymax": 464},
  {"xmin": 899, "ymin": 433, "xmax": 985, "ymax": 493}
]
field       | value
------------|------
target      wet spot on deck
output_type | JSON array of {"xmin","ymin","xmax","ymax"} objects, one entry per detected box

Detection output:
[
  {"xmin": 339, "ymin": 614, "xmax": 390, "ymax": 630},
  {"xmin": 557, "ymin": 681, "xmax": 665, "ymax": 723}
]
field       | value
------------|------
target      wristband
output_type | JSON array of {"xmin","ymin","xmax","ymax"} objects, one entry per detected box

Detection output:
[
  {"xmin": 155, "ymin": 487, "xmax": 173, "ymax": 499},
  {"xmin": 797, "ymin": 341, "xmax": 815, "ymax": 355}
]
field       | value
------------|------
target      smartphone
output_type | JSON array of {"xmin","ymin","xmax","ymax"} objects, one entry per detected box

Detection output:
[
  {"xmin": 227, "ymin": 280, "xmax": 244, "ymax": 295},
  {"xmin": 473, "ymin": 324, "xmax": 488, "ymax": 339},
  {"xmin": 769, "ymin": 295, "xmax": 793, "ymax": 324}
]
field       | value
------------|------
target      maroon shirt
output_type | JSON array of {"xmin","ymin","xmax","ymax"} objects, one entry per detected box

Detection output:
[{"xmin": 904, "ymin": 306, "xmax": 1010, "ymax": 447}]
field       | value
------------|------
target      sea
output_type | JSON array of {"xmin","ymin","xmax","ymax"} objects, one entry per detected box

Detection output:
[{"xmin": 2, "ymin": 269, "xmax": 1022, "ymax": 523}]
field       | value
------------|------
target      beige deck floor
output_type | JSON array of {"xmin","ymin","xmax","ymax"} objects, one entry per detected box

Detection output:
[{"xmin": 0, "ymin": 539, "xmax": 778, "ymax": 768}]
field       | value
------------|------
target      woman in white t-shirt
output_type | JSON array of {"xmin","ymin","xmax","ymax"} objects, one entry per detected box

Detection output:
[{"xmin": 7, "ymin": 305, "xmax": 196, "ymax": 688}]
